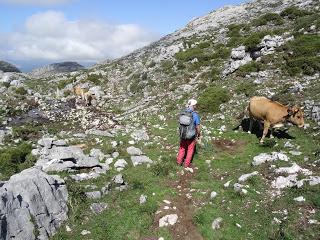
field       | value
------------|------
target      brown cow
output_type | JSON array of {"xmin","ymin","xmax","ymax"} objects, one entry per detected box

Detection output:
[
  {"xmin": 248, "ymin": 96, "xmax": 304, "ymax": 143},
  {"xmin": 73, "ymin": 85, "xmax": 95, "ymax": 106}
]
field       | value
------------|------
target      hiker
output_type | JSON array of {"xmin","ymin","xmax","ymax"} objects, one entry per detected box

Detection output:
[{"xmin": 177, "ymin": 99, "xmax": 201, "ymax": 168}]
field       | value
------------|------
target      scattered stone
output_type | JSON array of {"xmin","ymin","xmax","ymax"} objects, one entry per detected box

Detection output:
[
  {"xmin": 212, "ymin": 217, "xmax": 223, "ymax": 230},
  {"xmin": 66, "ymin": 225, "xmax": 72, "ymax": 232},
  {"xmin": 85, "ymin": 191, "xmax": 102, "ymax": 199},
  {"xmin": 127, "ymin": 146, "xmax": 143, "ymax": 156},
  {"xmin": 294, "ymin": 196, "xmax": 305, "ymax": 202},
  {"xmin": 85, "ymin": 129, "xmax": 114, "ymax": 137},
  {"xmin": 210, "ymin": 191, "xmax": 218, "ymax": 199},
  {"xmin": 185, "ymin": 167, "xmax": 193, "ymax": 173},
  {"xmin": 131, "ymin": 129, "xmax": 149, "ymax": 141},
  {"xmin": 90, "ymin": 202, "xmax": 108, "ymax": 214},
  {"xmin": 275, "ymin": 163, "xmax": 312, "ymax": 175},
  {"xmin": 140, "ymin": 194, "xmax": 147, "ymax": 205},
  {"xmin": 163, "ymin": 200, "xmax": 171, "ymax": 205},
  {"xmin": 252, "ymin": 152, "xmax": 289, "ymax": 166},
  {"xmin": 131, "ymin": 155, "xmax": 153, "ymax": 167},
  {"xmin": 159, "ymin": 214, "xmax": 178, "ymax": 227},
  {"xmin": 224, "ymin": 180, "xmax": 231, "ymax": 188},
  {"xmin": 284, "ymin": 141, "xmax": 294, "ymax": 148},
  {"xmin": 113, "ymin": 174, "xmax": 124, "ymax": 184},
  {"xmin": 112, "ymin": 151, "xmax": 119, "ymax": 158},
  {"xmin": 114, "ymin": 159, "xmax": 128, "ymax": 171},
  {"xmin": 236, "ymin": 223, "xmax": 242, "ymax": 228},
  {"xmin": 81, "ymin": 230, "xmax": 91, "ymax": 236},
  {"xmin": 289, "ymin": 151, "xmax": 302, "ymax": 156},
  {"xmin": 238, "ymin": 171, "xmax": 259, "ymax": 182}
]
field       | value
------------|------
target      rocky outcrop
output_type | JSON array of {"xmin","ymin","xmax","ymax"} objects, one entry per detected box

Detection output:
[
  {"xmin": 34, "ymin": 137, "xmax": 106, "ymax": 173},
  {"xmin": 0, "ymin": 61, "xmax": 21, "ymax": 73},
  {"xmin": 0, "ymin": 168, "xmax": 68, "ymax": 240},
  {"xmin": 30, "ymin": 62, "xmax": 84, "ymax": 78}
]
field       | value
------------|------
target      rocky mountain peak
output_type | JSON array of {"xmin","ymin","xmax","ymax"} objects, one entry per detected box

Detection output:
[
  {"xmin": 0, "ymin": 60, "xmax": 21, "ymax": 73},
  {"xmin": 30, "ymin": 61, "xmax": 85, "ymax": 78}
]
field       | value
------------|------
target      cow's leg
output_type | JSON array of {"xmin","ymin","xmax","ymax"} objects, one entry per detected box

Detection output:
[
  {"xmin": 248, "ymin": 118, "xmax": 253, "ymax": 134},
  {"xmin": 270, "ymin": 128, "xmax": 274, "ymax": 138},
  {"xmin": 260, "ymin": 121, "xmax": 270, "ymax": 143}
]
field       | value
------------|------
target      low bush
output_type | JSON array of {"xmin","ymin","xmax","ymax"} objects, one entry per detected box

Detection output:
[
  {"xmin": 280, "ymin": 6, "xmax": 310, "ymax": 19},
  {"xmin": 294, "ymin": 13, "xmax": 320, "ymax": 32},
  {"xmin": 236, "ymin": 61, "xmax": 264, "ymax": 77},
  {"xmin": 0, "ymin": 142, "xmax": 33, "ymax": 179},
  {"xmin": 15, "ymin": 87, "xmax": 27, "ymax": 95},
  {"xmin": 57, "ymin": 78, "xmax": 74, "ymax": 90},
  {"xmin": 235, "ymin": 81, "xmax": 257, "ymax": 97},
  {"xmin": 254, "ymin": 13, "xmax": 284, "ymax": 26},
  {"xmin": 87, "ymin": 74, "xmax": 101, "ymax": 84},
  {"xmin": 197, "ymin": 86, "xmax": 230, "ymax": 113}
]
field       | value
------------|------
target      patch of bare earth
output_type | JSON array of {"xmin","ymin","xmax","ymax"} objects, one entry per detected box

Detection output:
[
  {"xmin": 213, "ymin": 139, "xmax": 247, "ymax": 153},
  {"xmin": 147, "ymin": 167, "xmax": 204, "ymax": 240}
]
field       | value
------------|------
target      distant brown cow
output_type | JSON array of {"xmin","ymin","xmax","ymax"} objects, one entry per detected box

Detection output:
[
  {"xmin": 73, "ymin": 85, "xmax": 95, "ymax": 106},
  {"xmin": 248, "ymin": 96, "xmax": 304, "ymax": 143}
]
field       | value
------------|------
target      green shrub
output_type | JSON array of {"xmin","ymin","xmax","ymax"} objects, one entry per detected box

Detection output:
[
  {"xmin": 236, "ymin": 61, "xmax": 264, "ymax": 77},
  {"xmin": 175, "ymin": 48, "xmax": 204, "ymax": 62},
  {"xmin": 2, "ymin": 82, "xmax": 10, "ymax": 88},
  {"xmin": 285, "ymin": 56, "xmax": 320, "ymax": 76},
  {"xmin": 12, "ymin": 125, "xmax": 41, "ymax": 140},
  {"xmin": 294, "ymin": 13, "xmax": 320, "ymax": 32},
  {"xmin": 147, "ymin": 61, "xmax": 156, "ymax": 68},
  {"xmin": 198, "ymin": 86, "xmax": 230, "ymax": 113},
  {"xmin": 280, "ymin": 6, "xmax": 310, "ymax": 19},
  {"xmin": 0, "ymin": 142, "xmax": 33, "ymax": 179},
  {"xmin": 15, "ymin": 87, "xmax": 27, "ymax": 95},
  {"xmin": 254, "ymin": 13, "xmax": 284, "ymax": 26},
  {"xmin": 198, "ymin": 41, "xmax": 211, "ymax": 49},
  {"xmin": 57, "ymin": 78, "xmax": 74, "ymax": 90},
  {"xmin": 87, "ymin": 74, "xmax": 101, "ymax": 84},
  {"xmin": 235, "ymin": 81, "xmax": 257, "ymax": 97}
]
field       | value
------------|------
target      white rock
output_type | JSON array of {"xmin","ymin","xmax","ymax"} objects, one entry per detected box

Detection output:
[
  {"xmin": 66, "ymin": 225, "xmax": 72, "ymax": 232},
  {"xmin": 139, "ymin": 194, "xmax": 147, "ymax": 205},
  {"xmin": 210, "ymin": 191, "xmax": 218, "ymax": 199},
  {"xmin": 159, "ymin": 214, "xmax": 178, "ymax": 227},
  {"xmin": 81, "ymin": 230, "xmax": 91, "ymax": 235},
  {"xmin": 275, "ymin": 163, "xmax": 312, "ymax": 176},
  {"xmin": 294, "ymin": 196, "xmax": 305, "ymax": 202},
  {"xmin": 163, "ymin": 200, "xmax": 171, "ymax": 205},
  {"xmin": 185, "ymin": 167, "xmax": 193, "ymax": 173},
  {"xmin": 238, "ymin": 171, "xmax": 259, "ymax": 182},
  {"xmin": 127, "ymin": 146, "xmax": 143, "ymax": 156},
  {"xmin": 252, "ymin": 152, "xmax": 289, "ymax": 166},
  {"xmin": 224, "ymin": 180, "xmax": 231, "ymax": 188},
  {"xmin": 212, "ymin": 217, "xmax": 223, "ymax": 230}
]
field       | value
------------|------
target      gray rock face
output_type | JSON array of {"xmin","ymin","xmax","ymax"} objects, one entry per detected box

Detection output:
[
  {"xmin": 0, "ymin": 60, "xmax": 21, "ymax": 72},
  {"xmin": 0, "ymin": 168, "xmax": 68, "ymax": 240},
  {"xmin": 35, "ymin": 137, "xmax": 101, "ymax": 172},
  {"xmin": 230, "ymin": 46, "xmax": 246, "ymax": 60},
  {"xmin": 259, "ymin": 35, "xmax": 284, "ymax": 55}
]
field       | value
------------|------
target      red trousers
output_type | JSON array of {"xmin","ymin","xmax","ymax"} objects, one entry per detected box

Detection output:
[{"xmin": 176, "ymin": 139, "xmax": 196, "ymax": 167}]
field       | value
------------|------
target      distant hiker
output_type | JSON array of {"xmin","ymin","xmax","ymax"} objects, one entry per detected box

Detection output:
[{"xmin": 177, "ymin": 99, "xmax": 201, "ymax": 168}]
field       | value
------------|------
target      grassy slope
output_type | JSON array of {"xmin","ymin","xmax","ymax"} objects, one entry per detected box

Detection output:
[{"xmin": 52, "ymin": 112, "xmax": 320, "ymax": 240}]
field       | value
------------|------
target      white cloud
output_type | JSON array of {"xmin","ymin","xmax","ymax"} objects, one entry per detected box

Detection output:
[
  {"xmin": 0, "ymin": 0, "xmax": 73, "ymax": 6},
  {"xmin": 0, "ymin": 11, "xmax": 160, "ymax": 62}
]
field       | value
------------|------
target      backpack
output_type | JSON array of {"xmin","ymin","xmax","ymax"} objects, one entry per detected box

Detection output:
[{"xmin": 179, "ymin": 110, "xmax": 196, "ymax": 140}]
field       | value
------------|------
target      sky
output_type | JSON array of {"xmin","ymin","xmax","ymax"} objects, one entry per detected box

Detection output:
[{"xmin": 0, "ymin": 0, "xmax": 247, "ymax": 72}]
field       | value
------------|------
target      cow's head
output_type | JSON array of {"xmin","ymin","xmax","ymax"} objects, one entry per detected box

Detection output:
[{"xmin": 287, "ymin": 106, "xmax": 304, "ymax": 128}]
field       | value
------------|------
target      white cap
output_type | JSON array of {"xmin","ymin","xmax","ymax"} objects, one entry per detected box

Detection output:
[{"xmin": 187, "ymin": 99, "xmax": 197, "ymax": 107}]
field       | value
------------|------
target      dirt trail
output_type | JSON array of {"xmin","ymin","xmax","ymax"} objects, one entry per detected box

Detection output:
[{"xmin": 150, "ymin": 167, "xmax": 204, "ymax": 240}]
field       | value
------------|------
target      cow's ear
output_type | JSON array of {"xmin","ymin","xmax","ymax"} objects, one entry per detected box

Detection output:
[{"xmin": 287, "ymin": 108, "xmax": 294, "ymax": 116}]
